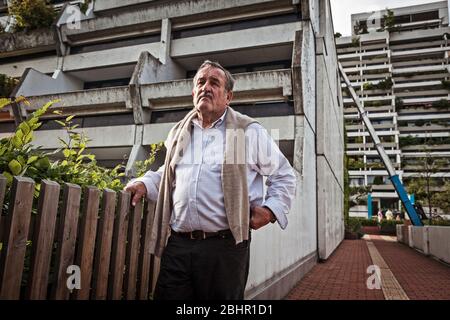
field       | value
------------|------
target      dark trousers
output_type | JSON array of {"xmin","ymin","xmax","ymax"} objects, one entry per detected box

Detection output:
[{"xmin": 154, "ymin": 233, "xmax": 250, "ymax": 300}]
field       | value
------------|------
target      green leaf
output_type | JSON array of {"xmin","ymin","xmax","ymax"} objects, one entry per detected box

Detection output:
[
  {"xmin": 8, "ymin": 159, "xmax": 22, "ymax": 175},
  {"xmin": 54, "ymin": 120, "xmax": 66, "ymax": 127},
  {"xmin": 12, "ymin": 136, "xmax": 22, "ymax": 149},
  {"xmin": 63, "ymin": 149, "xmax": 71, "ymax": 158},
  {"xmin": 2, "ymin": 171, "xmax": 13, "ymax": 184},
  {"xmin": 35, "ymin": 157, "xmax": 50, "ymax": 170},
  {"xmin": 15, "ymin": 129, "xmax": 24, "ymax": 141},
  {"xmin": 27, "ymin": 156, "xmax": 38, "ymax": 164},
  {"xmin": 24, "ymin": 131, "xmax": 33, "ymax": 144},
  {"xmin": 18, "ymin": 122, "xmax": 30, "ymax": 136},
  {"xmin": 66, "ymin": 115, "xmax": 75, "ymax": 122},
  {"xmin": 0, "ymin": 98, "xmax": 12, "ymax": 109},
  {"xmin": 17, "ymin": 155, "xmax": 26, "ymax": 166}
]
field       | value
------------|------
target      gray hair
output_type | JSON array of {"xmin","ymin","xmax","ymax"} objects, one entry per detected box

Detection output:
[{"xmin": 193, "ymin": 60, "xmax": 235, "ymax": 92}]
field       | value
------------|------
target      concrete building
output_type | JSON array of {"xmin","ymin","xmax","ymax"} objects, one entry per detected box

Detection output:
[
  {"xmin": 0, "ymin": 0, "xmax": 343, "ymax": 299},
  {"xmin": 337, "ymin": 1, "xmax": 450, "ymax": 217}
]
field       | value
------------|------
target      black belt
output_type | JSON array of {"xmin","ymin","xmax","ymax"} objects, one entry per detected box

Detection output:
[{"xmin": 171, "ymin": 229, "xmax": 233, "ymax": 240}]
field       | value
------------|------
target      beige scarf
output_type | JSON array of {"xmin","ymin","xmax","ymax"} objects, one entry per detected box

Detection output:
[{"xmin": 149, "ymin": 106, "xmax": 257, "ymax": 257}]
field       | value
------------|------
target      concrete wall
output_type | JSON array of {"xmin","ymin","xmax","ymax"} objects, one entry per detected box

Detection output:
[
  {"xmin": 14, "ymin": 68, "xmax": 83, "ymax": 97},
  {"xmin": 397, "ymin": 225, "xmax": 450, "ymax": 264},
  {"xmin": 315, "ymin": 0, "xmax": 345, "ymax": 260},
  {"xmin": 410, "ymin": 226, "xmax": 428, "ymax": 254},
  {"xmin": 428, "ymin": 226, "xmax": 450, "ymax": 264}
]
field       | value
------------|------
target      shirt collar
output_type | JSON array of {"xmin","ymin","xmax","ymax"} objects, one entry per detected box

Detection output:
[{"xmin": 192, "ymin": 108, "xmax": 227, "ymax": 129}]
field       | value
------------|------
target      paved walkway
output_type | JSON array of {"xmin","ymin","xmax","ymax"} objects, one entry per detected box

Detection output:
[{"xmin": 286, "ymin": 235, "xmax": 450, "ymax": 300}]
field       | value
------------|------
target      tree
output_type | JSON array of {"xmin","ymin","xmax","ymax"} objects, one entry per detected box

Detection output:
[
  {"xmin": 433, "ymin": 181, "xmax": 450, "ymax": 215},
  {"xmin": 405, "ymin": 138, "xmax": 447, "ymax": 224},
  {"xmin": 8, "ymin": 0, "xmax": 56, "ymax": 32},
  {"xmin": 383, "ymin": 9, "xmax": 395, "ymax": 31}
]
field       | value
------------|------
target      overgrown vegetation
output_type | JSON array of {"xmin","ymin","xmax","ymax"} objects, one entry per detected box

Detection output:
[
  {"xmin": 399, "ymin": 135, "xmax": 450, "ymax": 147},
  {"xmin": 345, "ymin": 217, "xmax": 363, "ymax": 238},
  {"xmin": 353, "ymin": 21, "xmax": 368, "ymax": 35},
  {"xmin": 351, "ymin": 36, "xmax": 360, "ymax": 47},
  {"xmin": 134, "ymin": 142, "xmax": 164, "ymax": 178},
  {"xmin": 8, "ymin": 0, "xmax": 57, "ymax": 32},
  {"xmin": 383, "ymin": 9, "xmax": 396, "ymax": 31},
  {"xmin": 0, "ymin": 99, "xmax": 161, "ymax": 196},
  {"xmin": 441, "ymin": 80, "xmax": 450, "ymax": 90},
  {"xmin": 432, "ymin": 99, "xmax": 450, "ymax": 109},
  {"xmin": 362, "ymin": 77, "xmax": 393, "ymax": 91},
  {"xmin": 0, "ymin": 74, "xmax": 19, "ymax": 98}
]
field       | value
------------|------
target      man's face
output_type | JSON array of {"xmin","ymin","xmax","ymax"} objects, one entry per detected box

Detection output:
[{"xmin": 192, "ymin": 66, "xmax": 233, "ymax": 114}]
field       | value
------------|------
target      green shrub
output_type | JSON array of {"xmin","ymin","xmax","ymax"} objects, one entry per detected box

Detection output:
[
  {"xmin": 0, "ymin": 74, "xmax": 19, "ymax": 98},
  {"xmin": 0, "ymin": 99, "xmax": 161, "ymax": 194},
  {"xmin": 379, "ymin": 219, "xmax": 402, "ymax": 235},
  {"xmin": 432, "ymin": 99, "xmax": 450, "ymax": 109},
  {"xmin": 422, "ymin": 219, "xmax": 450, "ymax": 226},
  {"xmin": 359, "ymin": 218, "xmax": 378, "ymax": 226},
  {"xmin": 8, "ymin": 0, "xmax": 57, "ymax": 32},
  {"xmin": 363, "ymin": 82, "xmax": 375, "ymax": 90},
  {"xmin": 441, "ymin": 80, "xmax": 450, "ymax": 90},
  {"xmin": 134, "ymin": 142, "xmax": 164, "ymax": 178},
  {"xmin": 346, "ymin": 217, "xmax": 362, "ymax": 232}
]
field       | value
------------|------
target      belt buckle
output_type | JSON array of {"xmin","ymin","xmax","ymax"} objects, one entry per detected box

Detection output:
[{"xmin": 190, "ymin": 230, "xmax": 206, "ymax": 240}]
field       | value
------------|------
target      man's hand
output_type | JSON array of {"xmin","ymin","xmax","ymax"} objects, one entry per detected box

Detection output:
[
  {"xmin": 250, "ymin": 206, "xmax": 276, "ymax": 230},
  {"xmin": 124, "ymin": 181, "xmax": 147, "ymax": 206}
]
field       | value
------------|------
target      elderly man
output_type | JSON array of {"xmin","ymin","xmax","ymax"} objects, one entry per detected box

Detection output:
[{"xmin": 125, "ymin": 60, "xmax": 296, "ymax": 300}]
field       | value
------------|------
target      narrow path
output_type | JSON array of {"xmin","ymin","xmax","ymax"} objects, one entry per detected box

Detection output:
[{"xmin": 286, "ymin": 235, "xmax": 450, "ymax": 300}]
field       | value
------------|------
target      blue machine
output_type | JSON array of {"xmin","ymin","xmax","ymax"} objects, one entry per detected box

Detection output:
[{"xmin": 339, "ymin": 63, "xmax": 423, "ymax": 226}]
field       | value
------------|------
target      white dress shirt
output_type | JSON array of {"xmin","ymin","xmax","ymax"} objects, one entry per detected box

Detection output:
[{"xmin": 129, "ymin": 109, "xmax": 296, "ymax": 232}]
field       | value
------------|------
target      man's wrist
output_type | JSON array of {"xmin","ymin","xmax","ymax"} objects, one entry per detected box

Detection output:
[{"xmin": 263, "ymin": 206, "xmax": 277, "ymax": 223}]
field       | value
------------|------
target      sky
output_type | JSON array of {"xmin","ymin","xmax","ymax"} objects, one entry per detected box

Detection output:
[{"xmin": 330, "ymin": 0, "xmax": 446, "ymax": 36}]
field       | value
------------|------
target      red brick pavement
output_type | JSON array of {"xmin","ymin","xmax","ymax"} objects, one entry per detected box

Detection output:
[
  {"xmin": 372, "ymin": 240, "xmax": 450, "ymax": 300},
  {"xmin": 286, "ymin": 237, "xmax": 450, "ymax": 300},
  {"xmin": 285, "ymin": 240, "xmax": 384, "ymax": 300}
]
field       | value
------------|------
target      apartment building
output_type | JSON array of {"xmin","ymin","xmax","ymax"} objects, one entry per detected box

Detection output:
[
  {"xmin": 0, "ymin": 0, "xmax": 343, "ymax": 298},
  {"xmin": 337, "ymin": 1, "xmax": 450, "ymax": 217}
]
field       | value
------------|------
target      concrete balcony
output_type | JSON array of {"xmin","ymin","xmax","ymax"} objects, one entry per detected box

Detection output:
[
  {"xmin": 399, "ymin": 124, "xmax": 450, "ymax": 133},
  {"xmin": 394, "ymin": 80, "xmax": 442, "ymax": 89},
  {"xmin": 19, "ymin": 86, "xmax": 130, "ymax": 117},
  {"xmin": 140, "ymin": 69, "xmax": 292, "ymax": 110},
  {"xmin": 401, "ymin": 96, "xmax": 450, "ymax": 105},
  {"xmin": 60, "ymin": 0, "xmax": 296, "ymax": 44},
  {"xmin": 401, "ymin": 144, "xmax": 450, "ymax": 151},
  {"xmin": 1, "ymin": 20, "xmax": 299, "ymax": 78},
  {"xmin": 0, "ymin": 28, "xmax": 56, "ymax": 58},
  {"xmin": 398, "ymin": 113, "xmax": 450, "ymax": 120},
  {"xmin": 396, "ymin": 89, "xmax": 448, "ymax": 98},
  {"xmin": 392, "ymin": 64, "xmax": 449, "ymax": 74},
  {"xmin": 94, "ymin": 0, "xmax": 157, "ymax": 13},
  {"xmin": 391, "ymin": 46, "xmax": 450, "ymax": 58}
]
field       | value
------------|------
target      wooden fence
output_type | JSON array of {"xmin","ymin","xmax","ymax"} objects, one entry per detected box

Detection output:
[{"xmin": 0, "ymin": 175, "xmax": 160, "ymax": 300}]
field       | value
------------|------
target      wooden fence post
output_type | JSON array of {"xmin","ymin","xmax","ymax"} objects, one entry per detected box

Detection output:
[
  {"xmin": 108, "ymin": 191, "xmax": 130, "ymax": 300},
  {"xmin": 92, "ymin": 189, "xmax": 116, "ymax": 299},
  {"xmin": 0, "ymin": 175, "xmax": 7, "ymax": 243},
  {"xmin": 0, "ymin": 177, "xmax": 35, "ymax": 299},
  {"xmin": 26, "ymin": 180, "xmax": 61, "ymax": 299},
  {"xmin": 73, "ymin": 186, "xmax": 100, "ymax": 300},
  {"xmin": 137, "ymin": 200, "xmax": 156, "ymax": 300},
  {"xmin": 124, "ymin": 200, "xmax": 142, "ymax": 300},
  {"xmin": 51, "ymin": 183, "xmax": 81, "ymax": 300}
]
